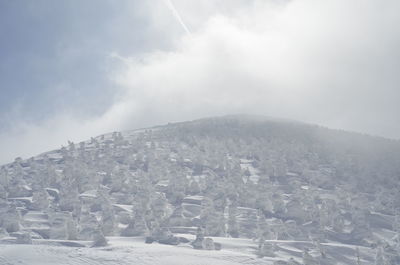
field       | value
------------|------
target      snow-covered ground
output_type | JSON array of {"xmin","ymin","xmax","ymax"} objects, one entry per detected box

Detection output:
[
  {"xmin": 0, "ymin": 236, "xmax": 378, "ymax": 265},
  {"xmin": 0, "ymin": 237, "xmax": 268, "ymax": 265}
]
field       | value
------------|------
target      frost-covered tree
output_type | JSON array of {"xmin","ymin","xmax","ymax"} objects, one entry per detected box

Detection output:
[
  {"xmin": 121, "ymin": 212, "xmax": 148, "ymax": 237},
  {"xmin": 0, "ymin": 167, "xmax": 9, "ymax": 188},
  {"xmin": 166, "ymin": 170, "xmax": 187, "ymax": 205},
  {"xmin": 375, "ymin": 246, "xmax": 385, "ymax": 265},
  {"xmin": 78, "ymin": 211, "xmax": 100, "ymax": 240},
  {"xmin": 314, "ymin": 239, "xmax": 326, "ymax": 259},
  {"xmin": 49, "ymin": 211, "xmax": 70, "ymax": 239},
  {"xmin": 92, "ymin": 227, "xmax": 107, "ymax": 247},
  {"xmin": 257, "ymin": 210, "xmax": 271, "ymax": 240},
  {"xmin": 356, "ymin": 247, "xmax": 361, "ymax": 265},
  {"xmin": 66, "ymin": 214, "xmax": 78, "ymax": 240},
  {"xmin": 188, "ymin": 180, "xmax": 201, "ymax": 195},
  {"xmin": 30, "ymin": 189, "xmax": 49, "ymax": 211},
  {"xmin": 1, "ymin": 203, "xmax": 20, "ymax": 233},
  {"xmin": 98, "ymin": 188, "xmax": 116, "ymax": 236},
  {"xmin": 0, "ymin": 184, "xmax": 8, "ymax": 202},
  {"xmin": 302, "ymin": 249, "xmax": 318, "ymax": 265},
  {"xmin": 272, "ymin": 192, "xmax": 286, "ymax": 216},
  {"xmin": 200, "ymin": 198, "xmax": 225, "ymax": 236},
  {"xmin": 258, "ymin": 240, "xmax": 276, "ymax": 257},
  {"xmin": 191, "ymin": 227, "xmax": 205, "ymax": 249},
  {"xmin": 150, "ymin": 193, "xmax": 169, "ymax": 223},
  {"xmin": 227, "ymin": 201, "xmax": 239, "ymax": 238}
]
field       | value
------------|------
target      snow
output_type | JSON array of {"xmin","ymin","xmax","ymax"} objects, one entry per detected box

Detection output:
[
  {"xmin": 0, "ymin": 236, "xmax": 382, "ymax": 265},
  {"xmin": 112, "ymin": 204, "xmax": 133, "ymax": 213},
  {"xmin": 79, "ymin": 190, "xmax": 97, "ymax": 198},
  {"xmin": 240, "ymin": 158, "xmax": 260, "ymax": 184},
  {"xmin": 0, "ymin": 237, "xmax": 274, "ymax": 265},
  {"xmin": 182, "ymin": 195, "xmax": 204, "ymax": 205},
  {"xmin": 7, "ymin": 197, "xmax": 33, "ymax": 202},
  {"xmin": 1, "ymin": 116, "xmax": 400, "ymax": 264}
]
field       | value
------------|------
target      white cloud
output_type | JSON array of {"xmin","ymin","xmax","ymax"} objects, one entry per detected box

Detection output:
[
  {"xmin": 107, "ymin": 0, "xmax": 400, "ymax": 132},
  {"xmin": 1, "ymin": 0, "xmax": 400, "ymax": 164}
]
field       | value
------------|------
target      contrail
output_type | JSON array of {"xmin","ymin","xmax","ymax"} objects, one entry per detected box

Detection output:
[{"xmin": 163, "ymin": 0, "xmax": 191, "ymax": 35}]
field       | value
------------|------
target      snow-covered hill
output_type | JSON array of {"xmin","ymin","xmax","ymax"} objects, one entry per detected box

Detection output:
[{"xmin": 0, "ymin": 115, "xmax": 399, "ymax": 264}]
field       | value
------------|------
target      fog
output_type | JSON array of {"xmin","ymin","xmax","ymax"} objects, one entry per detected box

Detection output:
[{"xmin": 1, "ymin": 0, "xmax": 400, "ymax": 164}]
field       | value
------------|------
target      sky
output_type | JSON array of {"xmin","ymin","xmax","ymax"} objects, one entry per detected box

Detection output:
[{"xmin": 0, "ymin": 0, "xmax": 400, "ymax": 164}]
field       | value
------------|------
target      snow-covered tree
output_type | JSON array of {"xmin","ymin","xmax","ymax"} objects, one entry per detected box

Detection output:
[
  {"xmin": 92, "ymin": 227, "xmax": 107, "ymax": 247},
  {"xmin": 200, "ymin": 197, "xmax": 225, "ymax": 236},
  {"xmin": 1, "ymin": 203, "xmax": 20, "ymax": 233},
  {"xmin": 258, "ymin": 240, "xmax": 276, "ymax": 257},
  {"xmin": 375, "ymin": 246, "xmax": 386, "ymax": 265},
  {"xmin": 30, "ymin": 189, "xmax": 49, "ymax": 211},
  {"xmin": 98, "ymin": 189, "xmax": 116, "ymax": 236},
  {"xmin": 356, "ymin": 247, "xmax": 361, "ymax": 265},
  {"xmin": 302, "ymin": 248, "xmax": 318, "ymax": 265},
  {"xmin": 227, "ymin": 201, "xmax": 239, "ymax": 238}
]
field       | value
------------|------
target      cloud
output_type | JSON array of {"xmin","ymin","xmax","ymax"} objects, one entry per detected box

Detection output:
[
  {"xmin": 1, "ymin": 0, "xmax": 400, "ymax": 164},
  {"xmin": 107, "ymin": 0, "xmax": 400, "ymax": 133}
]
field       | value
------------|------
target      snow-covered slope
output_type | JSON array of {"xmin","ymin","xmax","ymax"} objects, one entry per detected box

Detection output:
[
  {"xmin": 0, "ymin": 115, "xmax": 399, "ymax": 264},
  {"xmin": 0, "ymin": 236, "xmax": 382, "ymax": 265}
]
